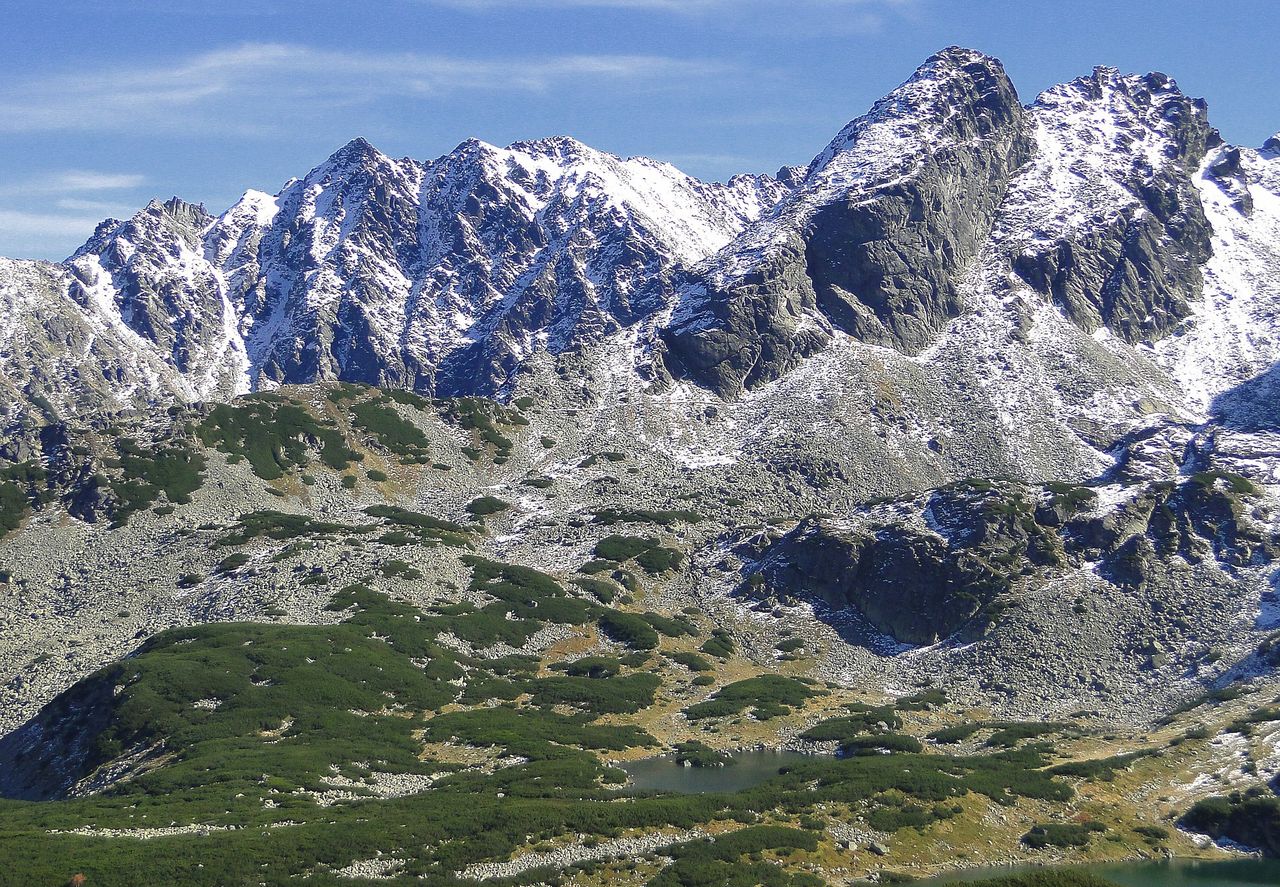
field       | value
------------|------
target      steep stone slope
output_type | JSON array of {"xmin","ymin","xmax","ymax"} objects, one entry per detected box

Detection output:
[
  {"xmin": 1, "ymin": 45, "xmax": 1279, "ymax": 751},
  {"xmin": 663, "ymin": 46, "xmax": 1033, "ymax": 395},
  {"xmin": 0, "ymin": 138, "xmax": 786, "ymax": 424}
]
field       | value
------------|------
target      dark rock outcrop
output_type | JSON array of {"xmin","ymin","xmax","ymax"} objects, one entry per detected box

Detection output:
[
  {"xmin": 750, "ymin": 475, "xmax": 1275, "ymax": 646},
  {"xmin": 664, "ymin": 48, "xmax": 1033, "ymax": 398},
  {"xmin": 750, "ymin": 482, "xmax": 1059, "ymax": 645},
  {"xmin": 1206, "ymin": 146, "xmax": 1255, "ymax": 215},
  {"xmin": 1010, "ymin": 69, "xmax": 1218, "ymax": 344},
  {"xmin": 0, "ymin": 669, "xmax": 118, "ymax": 800}
]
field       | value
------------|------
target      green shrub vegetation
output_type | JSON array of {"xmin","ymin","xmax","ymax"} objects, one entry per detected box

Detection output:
[
  {"xmin": 595, "ymin": 534, "xmax": 659, "ymax": 561},
  {"xmin": 668, "ymin": 651, "xmax": 713, "ymax": 672},
  {"xmin": 925, "ymin": 718, "xmax": 1064, "ymax": 748},
  {"xmin": 593, "ymin": 534, "xmax": 684, "ymax": 574},
  {"xmin": 466, "ymin": 495, "xmax": 510, "ymax": 518},
  {"xmin": 1043, "ymin": 481, "xmax": 1098, "ymax": 512},
  {"xmin": 1189, "ymin": 469, "xmax": 1259, "ymax": 496},
  {"xmin": 649, "ymin": 826, "xmax": 821, "ymax": 887},
  {"xmin": 986, "ymin": 722, "xmax": 1069, "ymax": 748},
  {"xmin": 215, "ymin": 552, "xmax": 251, "ymax": 574},
  {"xmin": 0, "ymin": 621, "xmax": 1087, "ymax": 887},
  {"xmin": 684, "ymin": 675, "xmax": 824, "ymax": 721},
  {"xmin": 839, "ymin": 733, "xmax": 924, "ymax": 756},
  {"xmin": 350, "ymin": 397, "xmax": 431, "ymax": 462},
  {"xmin": 1181, "ymin": 787, "xmax": 1280, "ymax": 856},
  {"xmin": 1048, "ymin": 750, "xmax": 1153, "ymax": 781},
  {"xmin": 525, "ymin": 672, "xmax": 660, "ymax": 715},
  {"xmin": 379, "ymin": 560, "xmax": 422, "ymax": 580},
  {"xmin": 0, "ymin": 461, "xmax": 48, "ymax": 534},
  {"xmin": 198, "ymin": 399, "xmax": 350, "ymax": 479},
  {"xmin": 0, "ymin": 480, "xmax": 29, "ymax": 533},
  {"xmin": 436, "ymin": 397, "xmax": 520, "ymax": 460},
  {"xmin": 405, "ymin": 556, "xmax": 598, "ymax": 648},
  {"xmin": 598, "ymin": 610, "xmax": 661, "ymax": 650},
  {"xmin": 801, "ymin": 705, "xmax": 902, "ymax": 743},
  {"xmin": 560, "ymin": 656, "xmax": 622, "ymax": 678},
  {"xmin": 1022, "ymin": 821, "xmax": 1106, "ymax": 849},
  {"xmin": 107, "ymin": 438, "xmax": 207, "ymax": 525},
  {"xmin": 895, "ymin": 688, "xmax": 948, "ymax": 711},
  {"xmin": 572, "ymin": 576, "xmax": 620, "ymax": 603},
  {"xmin": 929, "ymin": 723, "xmax": 984, "ymax": 743},
  {"xmin": 362, "ymin": 504, "xmax": 471, "ymax": 547},
  {"xmin": 592, "ymin": 506, "xmax": 703, "ymax": 526},
  {"xmin": 219, "ymin": 511, "xmax": 371, "ymax": 546},
  {"xmin": 1224, "ymin": 703, "xmax": 1280, "ymax": 737},
  {"xmin": 701, "ymin": 629, "xmax": 736, "ymax": 659},
  {"xmin": 1133, "ymin": 824, "xmax": 1169, "ymax": 843},
  {"xmin": 642, "ymin": 611, "xmax": 699, "ymax": 638}
]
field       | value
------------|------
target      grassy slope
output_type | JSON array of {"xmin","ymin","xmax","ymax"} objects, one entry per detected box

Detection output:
[{"xmin": 1, "ymin": 386, "xmax": 1277, "ymax": 885}]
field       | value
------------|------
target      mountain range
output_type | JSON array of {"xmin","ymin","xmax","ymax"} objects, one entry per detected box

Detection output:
[
  {"xmin": 2, "ymin": 47, "xmax": 1275, "ymax": 433},
  {"xmin": 1, "ymin": 46, "xmax": 1280, "ymax": 885}
]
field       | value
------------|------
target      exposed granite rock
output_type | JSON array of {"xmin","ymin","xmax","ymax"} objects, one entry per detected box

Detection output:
[
  {"xmin": 749, "ymin": 473, "xmax": 1275, "ymax": 646},
  {"xmin": 1008, "ymin": 69, "xmax": 1218, "ymax": 344},
  {"xmin": 803, "ymin": 54, "xmax": 1031, "ymax": 353},
  {"xmin": 748, "ymin": 482, "xmax": 1055, "ymax": 645},
  {"xmin": 70, "ymin": 198, "xmax": 222, "ymax": 377},
  {"xmin": 1206, "ymin": 146, "xmax": 1255, "ymax": 215},
  {"xmin": 663, "ymin": 47, "xmax": 1032, "ymax": 397}
]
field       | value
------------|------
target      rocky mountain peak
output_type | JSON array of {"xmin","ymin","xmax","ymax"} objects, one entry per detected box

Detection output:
[
  {"xmin": 661, "ymin": 46, "xmax": 1032, "ymax": 396},
  {"xmin": 803, "ymin": 46, "xmax": 1021, "ymax": 188},
  {"xmin": 0, "ymin": 47, "xmax": 1275, "ymax": 426},
  {"xmin": 1003, "ymin": 62, "xmax": 1218, "ymax": 343},
  {"xmin": 317, "ymin": 136, "xmax": 391, "ymax": 172}
]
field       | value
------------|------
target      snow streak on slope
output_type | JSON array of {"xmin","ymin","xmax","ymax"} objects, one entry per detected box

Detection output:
[
  {"xmin": 671, "ymin": 47, "xmax": 1005, "ymax": 331},
  {"xmin": 0, "ymin": 137, "xmax": 787, "ymax": 420},
  {"xmin": 1152, "ymin": 143, "xmax": 1280, "ymax": 415}
]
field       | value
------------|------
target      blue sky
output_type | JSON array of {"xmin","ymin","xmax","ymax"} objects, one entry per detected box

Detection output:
[{"xmin": 2, "ymin": 0, "xmax": 1277, "ymax": 260}]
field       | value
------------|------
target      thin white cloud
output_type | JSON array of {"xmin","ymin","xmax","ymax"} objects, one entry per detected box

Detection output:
[
  {"xmin": 54, "ymin": 198, "xmax": 139, "ymax": 213},
  {"xmin": 0, "ymin": 170, "xmax": 147, "ymax": 257},
  {"xmin": 0, "ymin": 209, "xmax": 111, "ymax": 239},
  {"xmin": 0, "ymin": 43, "xmax": 730, "ymax": 135},
  {"xmin": 48, "ymin": 171, "xmax": 147, "ymax": 192},
  {"xmin": 0, "ymin": 171, "xmax": 147, "ymax": 198}
]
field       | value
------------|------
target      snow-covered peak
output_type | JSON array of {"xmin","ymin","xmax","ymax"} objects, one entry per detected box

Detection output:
[
  {"xmin": 4, "ymin": 46, "xmax": 1278, "ymax": 436},
  {"xmin": 993, "ymin": 63, "xmax": 1213, "ymax": 247},
  {"xmin": 221, "ymin": 189, "xmax": 279, "ymax": 230},
  {"xmin": 416, "ymin": 134, "xmax": 787, "ymax": 265},
  {"xmin": 691, "ymin": 46, "xmax": 1023, "ymax": 296},
  {"xmin": 805, "ymin": 46, "xmax": 1014, "ymax": 187},
  {"xmin": 995, "ymin": 63, "xmax": 1219, "ymax": 345},
  {"xmin": 310, "ymin": 137, "xmax": 401, "ymax": 180}
]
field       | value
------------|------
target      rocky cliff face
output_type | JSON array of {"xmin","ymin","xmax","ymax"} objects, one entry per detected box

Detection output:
[
  {"xmin": 662, "ymin": 47, "xmax": 1033, "ymax": 396},
  {"xmin": 0, "ymin": 137, "xmax": 786, "ymax": 423},
  {"xmin": 748, "ymin": 472, "xmax": 1276, "ymax": 646},
  {"xmin": 1, "ymin": 47, "xmax": 1266, "ymax": 423},
  {"xmin": 1004, "ymin": 68, "xmax": 1218, "ymax": 344}
]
